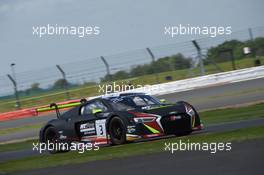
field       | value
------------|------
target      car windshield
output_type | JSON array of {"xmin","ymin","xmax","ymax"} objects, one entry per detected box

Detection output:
[{"xmin": 108, "ymin": 94, "xmax": 161, "ymax": 111}]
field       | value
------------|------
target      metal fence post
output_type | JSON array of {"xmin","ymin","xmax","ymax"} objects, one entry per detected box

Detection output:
[
  {"xmin": 100, "ymin": 56, "xmax": 111, "ymax": 81},
  {"xmin": 56, "ymin": 65, "xmax": 70, "ymax": 100},
  {"xmin": 248, "ymin": 27, "xmax": 260, "ymax": 66},
  {"xmin": 219, "ymin": 49, "xmax": 236, "ymax": 70},
  {"xmin": 146, "ymin": 48, "xmax": 160, "ymax": 83},
  {"xmin": 248, "ymin": 28, "xmax": 254, "ymax": 41},
  {"xmin": 7, "ymin": 74, "xmax": 21, "ymax": 109},
  {"xmin": 192, "ymin": 40, "xmax": 205, "ymax": 76}
]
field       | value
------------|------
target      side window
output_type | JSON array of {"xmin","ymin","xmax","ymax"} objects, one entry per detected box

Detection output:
[
  {"xmin": 81, "ymin": 101, "xmax": 108, "ymax": 115},
  {"xmin": 132, "ymin": 96, "xmax": 146, "ymax": 106},
  {"xmin": 142, "ymin": 97, "xmax": 155, "ymax": 105},
  {"xmin": 94, "ymin": 101, "xmax": 108, "ymax": 112}
]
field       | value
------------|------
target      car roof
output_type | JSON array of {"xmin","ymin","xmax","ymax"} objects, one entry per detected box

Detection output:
[
  {"xmin": 101, "ymin": 92, "xmax": 146, "ymax": 99},
  {"xmin": 63, "ymin": 93, "xmax": 145, "ymax": 115},
  {"xmin": 84, "ymin": 92, "xmax": 145, "ymax": 102},
  {"xmin": 80, "ymin": 92, "xmax": 147, "ymax": 106}
]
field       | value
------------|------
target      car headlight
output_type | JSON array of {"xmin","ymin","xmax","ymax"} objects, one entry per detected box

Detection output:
[
  {"xmin": 133, "ymin": 117, "xmax": 156, "ymax": 123},
  {"xmin": 128, "ymin": 111, "xmax": 157, "ymax": 123}
]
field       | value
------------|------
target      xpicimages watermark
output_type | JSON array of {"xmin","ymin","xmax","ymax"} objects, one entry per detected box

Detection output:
[
  {"xmin": 164, "ymin": 140, "xmax": 232, "ymax": 154},
  {"xmin": 164, "ymin": 24, "xmax": 232, "ymax": 38},
  {"xmin": 98, "ymin": 82, "xmax": 165, "ymax": 94},
  {"xmin": 32, "ymin": 24, "xmax": 100, "ymax": 38},
  {"xmin": 32, "ymin": 141, "xmax": 99, "ymax": 154}
]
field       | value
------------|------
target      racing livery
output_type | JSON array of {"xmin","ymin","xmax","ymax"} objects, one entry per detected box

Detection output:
[{"xmin": 39, "ymin": 93, "xmax": 203, "ymax": 153}]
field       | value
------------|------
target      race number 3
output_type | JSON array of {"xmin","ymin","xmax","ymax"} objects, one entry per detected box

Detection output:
[{"xmin": 95, "ymin": 119, "xmax": 106, "ymax": 137}]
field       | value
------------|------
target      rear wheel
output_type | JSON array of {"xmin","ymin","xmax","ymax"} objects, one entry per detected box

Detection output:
[
  {"xmin": 44, "ymin": 127, "xmax": 69, "ymax": 154},
  {"xmin": 109, "ymin": 117, "xmax": 126, "ymax": 145}
]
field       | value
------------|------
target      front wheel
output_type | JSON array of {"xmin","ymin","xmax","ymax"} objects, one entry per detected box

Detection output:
[{"xmin": 109, "ymin": 117, "xmax": 127, "ymax": 145}]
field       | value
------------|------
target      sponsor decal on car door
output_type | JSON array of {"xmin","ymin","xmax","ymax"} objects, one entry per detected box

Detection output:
[
  {"xmin": 95, "ymin": 119, "xmax": 107, "ymax": 137},
  {"xmin": 80, "ymin": 122, "xmax": 96, "ymax": 136}
]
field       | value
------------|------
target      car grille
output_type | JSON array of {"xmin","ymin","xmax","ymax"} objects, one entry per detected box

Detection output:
[{"xmin": 160, "ymin": 114, "xmax": 192, "ymax": 134}]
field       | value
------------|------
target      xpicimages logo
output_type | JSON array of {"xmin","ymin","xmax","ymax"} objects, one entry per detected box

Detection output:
[
  {"xmin": 32, "ymin": 141, "xmax": 99, "ymax": 154},
  {"xmin": 164, "ymin": 140, "xmax": 232, "ymax": 154},
  {"xmin": 164, "ymin": 24, "xmax": 232, "ymax": 38},
  {"xmin": 98, "ymin": 82, "xmax": 165, "ymax": 94},
  {"xmin": 32, "ymin": 24, "xmax": 100, "ymax": 38}
]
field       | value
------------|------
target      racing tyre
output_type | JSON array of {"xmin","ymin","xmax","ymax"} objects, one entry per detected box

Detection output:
[
  {"xmin": 109, "ymin": 117, "xmax": 126, "ymax": 145},
  {"xmin": 44, "ymin": 126, "xmax": 69, "ymax": 154}
]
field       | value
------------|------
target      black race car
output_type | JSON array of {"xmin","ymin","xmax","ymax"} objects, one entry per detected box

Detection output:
[{"xmin": 39, "ymin": 93, "xmax": 203, "ymax": 153}]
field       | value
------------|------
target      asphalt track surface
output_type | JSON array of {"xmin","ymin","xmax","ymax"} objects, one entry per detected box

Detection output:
[
  {"xmin": 1, "ymin": 117, "xmax": 264, "ymax": 163},
  {"xmin": 1, "ymin": 77, "xmax": 264, "ymax": 143},
  {"xmin": 13, "ymin": 139, "xmax": 264, "ymax": 175}
]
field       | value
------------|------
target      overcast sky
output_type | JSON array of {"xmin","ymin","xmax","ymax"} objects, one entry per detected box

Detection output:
[{"xmin": 0, "ymin": 0, "xmax": 264, "ymax": 75}]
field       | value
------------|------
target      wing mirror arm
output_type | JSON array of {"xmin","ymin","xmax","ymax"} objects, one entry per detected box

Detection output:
[
  {"xmin": 80, "ymin": 98, "xmax": 87, "ymax": 104},
  {"xmin": 50, "ymin": 103, "xmax": 61, "ymax": 119}
]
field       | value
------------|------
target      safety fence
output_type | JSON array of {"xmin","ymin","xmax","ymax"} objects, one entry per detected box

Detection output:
[{"xmin": 0, "ymin": 26, "xmax": 264, "ymax": 112}]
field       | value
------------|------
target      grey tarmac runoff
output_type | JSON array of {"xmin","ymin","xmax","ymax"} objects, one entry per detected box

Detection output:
[
  {"xmin": 12, "ymin": 139, "xmax": 264, "ymax": 175},
  {"xmin": 1, "ymin": 117, "xmax": 264, "ymax": 162}
]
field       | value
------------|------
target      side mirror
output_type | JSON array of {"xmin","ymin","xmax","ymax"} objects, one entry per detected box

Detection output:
[
  {"xmin": 92, "ymin": 108, "xmax": 102, "ymax": 114},
  {"xmin": 80, "ymin": 98, "xmax": 87, "ymax": 104},
  {"xmin": 159, "ymin": 99, "xmax": 167, "ymax": 103}
]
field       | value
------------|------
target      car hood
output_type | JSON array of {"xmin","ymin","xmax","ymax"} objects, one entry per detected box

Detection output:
[{"xmin": 141, "ymin": 104, "xmax": 186, "ymax": 116}]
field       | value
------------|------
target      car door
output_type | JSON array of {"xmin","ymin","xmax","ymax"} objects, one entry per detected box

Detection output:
[{"xmin": 75, "ymin": 100, "xmax": 110, "ymax": 141}]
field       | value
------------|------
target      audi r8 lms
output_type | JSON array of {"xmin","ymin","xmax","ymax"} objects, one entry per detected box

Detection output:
[{"xmin": 39, "ymin": 93, "xmax": 203, "ymax": 153}]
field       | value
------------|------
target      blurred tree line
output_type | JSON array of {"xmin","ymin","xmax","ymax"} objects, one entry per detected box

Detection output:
[
  {"xmin": 101, "ymin": 53, "xmax": 191, "ymax": 81},
  {"xmin": 103, "ymin": 37, "xmax": 264, "ymax": 81},
  {"xmin": 207, "ymin": 37, "xmax": 264, "ymax": 62}
]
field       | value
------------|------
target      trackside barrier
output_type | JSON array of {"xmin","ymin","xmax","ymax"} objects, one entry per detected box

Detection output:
[
  {"xmin": 36, "ymin": 99, "xmax": 80, "ymax": 112},
  {"xmin": 0, "ymin": 99, "xmax": 80, "ymax": 122},
  {"xmin": 0, "ymin": 66, "xmax": 264, "ymax": 122},
  {"xmin": 0, "ymin": 108, "xmax": 37, "ymax": 122},
  {"xmin": 128, "ymin": 65, "xmax": 264, "ymax": 96}
]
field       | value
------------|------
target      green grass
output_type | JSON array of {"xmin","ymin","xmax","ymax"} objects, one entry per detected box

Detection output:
[
  {"xmin": 0, "ymin": 123, "xmax": 44, "ymax": 136},
  {"xmin": 0, "ymin": 126, "xmax": 264, "ymax": 173},
  {"xmin": 0, "ymin": 139, "xmax": 38, "ymax": 153},
  {"xmin": 1, "ymin": 102, "xmax": 263, "ymax": 153},
  {"xmin": 200, "ymin": 103, "xmax": 264, "ymax": 125},
  {"xmin": 0, "ymin": 57, "xmax": 263, "ymax": 112},
  {"xmin": 208, "ymin": 87, "xmax": 264, "ymax": 100}
]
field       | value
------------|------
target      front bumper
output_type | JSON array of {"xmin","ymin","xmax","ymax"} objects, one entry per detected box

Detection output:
[
  {"xmin": 192, "ymin": 123, "xmax": 204, "ymax": 131},
  {"xmin": 126, "ymin": 112, "xmax": 204, "ymax": 141}
]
